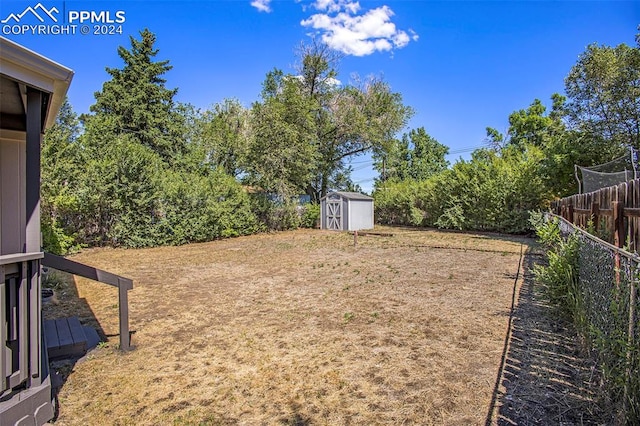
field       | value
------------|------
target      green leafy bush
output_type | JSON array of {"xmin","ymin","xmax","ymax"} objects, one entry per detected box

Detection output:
[
  {"xmin": 250, "ymin": 195, "xmax": 301, "ymax": 231},
  {"xmin": 374, "ymin": 179, "xmax": 425, "ymax": 226},
  {"xmin": 532, "ymin": 216, "xmax": 581, "ymax": 316},
  {"xmin": 300, "ymin": 203, "xmax": 320, "ymax": 228},
  {"xmin": 158, "ymin": 169, "xmax": 261, "ymax": 245},
  {"xmin": 374, "ymin": 146, "xmax": 550, "ymax": 233}
]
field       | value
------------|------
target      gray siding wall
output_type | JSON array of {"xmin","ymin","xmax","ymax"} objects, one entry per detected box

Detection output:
[
  {"xmin": 0, "ymin": 138, "xmax": 26, "ymax": 255},
  {"xmin": 342, "ymin": 199, "xmax": 349, "ymax": 231},
  {"xmin": 348, "ymin": 199, "xmax": 374, "ymax": 231}
]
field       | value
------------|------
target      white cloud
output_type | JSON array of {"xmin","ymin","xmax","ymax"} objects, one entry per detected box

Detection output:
[
  {"xmin": 313, "ymin": 0, "xmax": 360, "ymax": 14},
  {"xmin": 250, "ymin": 0, "xmax": 417, "ymax": 56},
  {"xmin": 290, "ymin": 74, "xmax": 342, "ymax": 87},
  {"xmin": 251, "ymin": 0, "xmax": 272, "ymax": 13},
  {"xmin": 326, "ymin": 77, "xmax": 341, "ymax": 86},
  {"xmin": 301, "ymin": 4, "xmax": 416, "ymax": 56}
]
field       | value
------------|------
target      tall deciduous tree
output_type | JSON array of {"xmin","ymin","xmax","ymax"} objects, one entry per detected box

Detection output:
[
  {"xmin": 486, "ymin": 94, "xmax": 627, "ymax": 197},
  {"xmin": 565, "ymin": 42, "xmax": 640, "ymax": 150},
  {"xmin": 247, "ymin": 71, "xmax": 318, "ymax": 196},
  {"xmin": 194, "ymin": 98, "xmax": 249, "ymax": 177},
  {"xmin": 374, "ymin": 136, "xmax": 411, "ymax": 181},
  {"xmin": 247, "ymin": 40, "xmax": 413, "ymax": 200},
  {"xmin": 407, "ymin": 127, "xmax": 449, "ymax": 180},
  {"xmin": 374, "ymin": 127, "xmax": 449, "ymax": 182},
  {"xmin": 487, "ymin": 95, "xmax": 567, "ymax": 151}
]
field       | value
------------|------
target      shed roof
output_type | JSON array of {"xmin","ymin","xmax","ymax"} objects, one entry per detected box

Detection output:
[{"xmin": 322, "ymin": 191, "xmax": 373, "ymax": 201}]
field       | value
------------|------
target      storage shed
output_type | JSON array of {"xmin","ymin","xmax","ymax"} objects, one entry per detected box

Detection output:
[{"xmin": 320, "ymin": 191, "xmax": 374, "ymax": 231}]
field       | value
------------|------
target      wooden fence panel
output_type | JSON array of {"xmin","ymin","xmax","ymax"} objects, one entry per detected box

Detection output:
[{"xmin": 552, "ymin": 178, "xmax": 640, "ymax": 251}]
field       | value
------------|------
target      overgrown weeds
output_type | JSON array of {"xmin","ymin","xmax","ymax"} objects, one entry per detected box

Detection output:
[{"xmin": 532, "ymin": 213, "xmax": 640, "ymax": 424}]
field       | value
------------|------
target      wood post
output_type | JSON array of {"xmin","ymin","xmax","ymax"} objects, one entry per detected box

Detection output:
[
  {"xmin": 592, "ymin": 201, "xmax": 600, "ymax": 232},
  {"xmin": 118, "ymin": 278, "xmax": 131, "ymax": 351},
  {"xmin": 567, "ymin": 203, "xmax": 574, "ymax": 225},
  {"xmin": 0, "ymin": 265, "xmax": 5, "ymax": 393},
  {"xmin": 25, "ymin": 89, "xmax": 42, "ymax": 253},
  {"xmin": 613, "ymin": 201, "xmax": 625, "ymax": 248},
  {"xmin": 613, "ymin": 201, "xmax": 624, "ymax": 287}
]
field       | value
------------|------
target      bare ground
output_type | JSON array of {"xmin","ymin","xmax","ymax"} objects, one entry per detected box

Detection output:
[
  {"xmin": 492, "ymin": 254, "xmax": 609, "ymax": 425},
  {"xmin": 41, "ymin": 227, "xmax": 547, "ymax": 425}
]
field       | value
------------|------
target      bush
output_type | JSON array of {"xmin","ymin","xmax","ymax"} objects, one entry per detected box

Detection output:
[
  {"xmin": 374, "ymin": 179, "xmax": 425, "ymax": 226},
  {"xmin": 158, "ymin": 168, "xmax": 261, "ymax": 244},
  {"xmin": 42, "ymin": 215, "xmax": 80, "ymax": 255},
  {"xmin": 300, "ymin": 203, "xmax": 320, "ymax": 228},
  {"xmin": 373, "ymin": 146, "xmax": 551, "ymax": 234},
  {"xmin": 250, "ymin": 194, "xmax": 301, "ymax": 231}
]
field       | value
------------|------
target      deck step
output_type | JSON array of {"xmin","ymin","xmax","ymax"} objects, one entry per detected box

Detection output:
[{"xmin": 44, "ymin": 317, "xmax": 100, "ymax": 359}]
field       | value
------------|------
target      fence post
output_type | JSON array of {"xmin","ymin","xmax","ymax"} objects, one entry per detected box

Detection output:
[
  {"xmin": 567, "ymin": 202, "xmax": 574, "ymax": 224},
  {"xmin": 613, "ymin": 201, "xmax": 625, "ymax": 248},
  {"xmin": 613, "ymin": 201, "xmax": 624, "ymax": 287},
  {"xmin": 624, "ymin": 269, "xmax": 637, "ymax": 419},
  {"xmin": 118, "ymin": 278, "xmax": 132, "ymax": 351},
  {"xmin": 592, "ymin": 201, "xmax": 600, "ymax": 232}
]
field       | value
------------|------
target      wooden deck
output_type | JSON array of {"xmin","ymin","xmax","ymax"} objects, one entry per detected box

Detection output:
[{"xmin": 44, "ymin": 317, "xmax": 100, "ymax": 359}]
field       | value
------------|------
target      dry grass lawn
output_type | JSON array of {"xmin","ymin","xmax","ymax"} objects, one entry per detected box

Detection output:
[{"xmin": 43, "ymin": 227, "xmax": 530, "ymax": 425}]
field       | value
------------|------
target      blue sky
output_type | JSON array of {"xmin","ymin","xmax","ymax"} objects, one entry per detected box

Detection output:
[{"xmin": 1, "ymin": 0, "xmax": 638, "ymax": 192}]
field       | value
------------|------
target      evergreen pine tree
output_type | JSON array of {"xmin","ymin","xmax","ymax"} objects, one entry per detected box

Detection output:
[{"xmin": 88, "ymin": 28, "xmax": 183, "ymax": 161}]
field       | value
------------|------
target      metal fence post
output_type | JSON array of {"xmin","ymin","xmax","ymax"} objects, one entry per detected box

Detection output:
[{"xmin": 625, "ymin": 269, "xmax": 638, "ymax": 417}]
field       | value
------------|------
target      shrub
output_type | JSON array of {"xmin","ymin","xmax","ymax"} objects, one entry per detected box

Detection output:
[
  {"xmin": 250, "ymin": 194, "xmax": 301, "ymax": 231},
  {"xmin": 300, "ymin": 203, "xmax": 320, "ymax": 228},
  {"xmin": 374, "ymin": 179, "xmax": 425, "ymax": 226}
]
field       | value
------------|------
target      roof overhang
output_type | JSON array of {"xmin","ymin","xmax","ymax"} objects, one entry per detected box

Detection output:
[
  {"xmin": 0, "ymin": 36, "xmax": 74, "ymax": 135},
  {"xmin": 321, "ymin": 191, "xmax": 374, "ymax": 201}
]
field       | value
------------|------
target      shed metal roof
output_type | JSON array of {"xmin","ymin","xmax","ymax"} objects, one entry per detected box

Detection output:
[{"xmin": 322, "ymin": 191, "xmax": 373, "ymax": 201}]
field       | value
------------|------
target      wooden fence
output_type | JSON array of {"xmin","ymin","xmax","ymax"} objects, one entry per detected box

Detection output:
[{"xmin": 552, "ymin": 178, "xmax": 640, "ymax": 253}]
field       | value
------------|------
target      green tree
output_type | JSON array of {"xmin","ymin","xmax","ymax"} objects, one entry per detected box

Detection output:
[
  {"xmin": 41, "ymin": 98, "xmax": 83, "ymax": 254},
  {"xmin": 87, "ymin": 28, "xmax": 184, "ymax": 161},
  {"xmin": 489, "ymin": 95, "xmax": 567, "ymax": 151},
  {"xmin": 374, "ymin": 127, "xmax": 449, "ymax": 182},
  {"xmin": 246, "ymin": 69, "xmax": 318, "ymax": 197},
  {"xmin": 407, "ymin": 127, "xmax": 449, "ymax": 180},
  {"xmin": 507, "ymin": 98, "xmax": 558, "ymax": 148},
  {"xmin": 485, "ymin": 126, "xmax": 506, "ymax": 152},
  {"xmin": 565, "ymin": 42, "xmax": 640, "ymax": 150},
  {"xmin": 324, "ymin": 76, "xmax": 412, "ymax": 196},
  {"xmin": 194, "ymin": 99, "xmax": 249, "ymax": 177},
  {"xmin": 247, "ymin": 40, "xmax": 413, "ymax": 201},
  {"xmin": 374, "ymin": 136, "xmax": 411, "ymax": 181}
]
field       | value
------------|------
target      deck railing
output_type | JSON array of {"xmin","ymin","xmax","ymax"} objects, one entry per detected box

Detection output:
[
  {"xmin": 1, "ymin": 252, "xmax": 44, "ymax": 395},
  {"xmin": 42, "ymin": 253, "xmax": 134, "ymax": 352}
]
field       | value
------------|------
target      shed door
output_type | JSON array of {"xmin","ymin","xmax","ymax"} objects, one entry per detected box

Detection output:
[{"xmin": 326, "ymin": 197, "xmax": 342, "ymax": 230}]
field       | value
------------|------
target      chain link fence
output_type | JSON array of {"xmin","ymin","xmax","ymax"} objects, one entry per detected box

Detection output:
[{"xmin": 552, "ymin": 213, "xmax": 639, "ymax": 423}]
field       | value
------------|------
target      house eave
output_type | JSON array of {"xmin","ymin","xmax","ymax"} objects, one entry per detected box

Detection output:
[{"xmin": 0, "ymin": 36, "xmax": 74, "ymax": 130}]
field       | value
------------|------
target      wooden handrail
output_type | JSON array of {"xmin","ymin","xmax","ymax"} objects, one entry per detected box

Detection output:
[
  {"xmin": 0, "ymin": 252, "xmax": 43, "ymax": 265},
  {"xmin": 42, "ymin": 253, "xmax": 133, "ymax": 351}
]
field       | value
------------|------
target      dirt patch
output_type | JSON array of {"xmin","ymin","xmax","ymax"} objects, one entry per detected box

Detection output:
[
  {"xmin": 45, "ymin": 227, "xmax": 530, "ymax": 425},
  {"xmin": 491, "ymin": 254, "xmax": 608, "ymax": 425}
]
